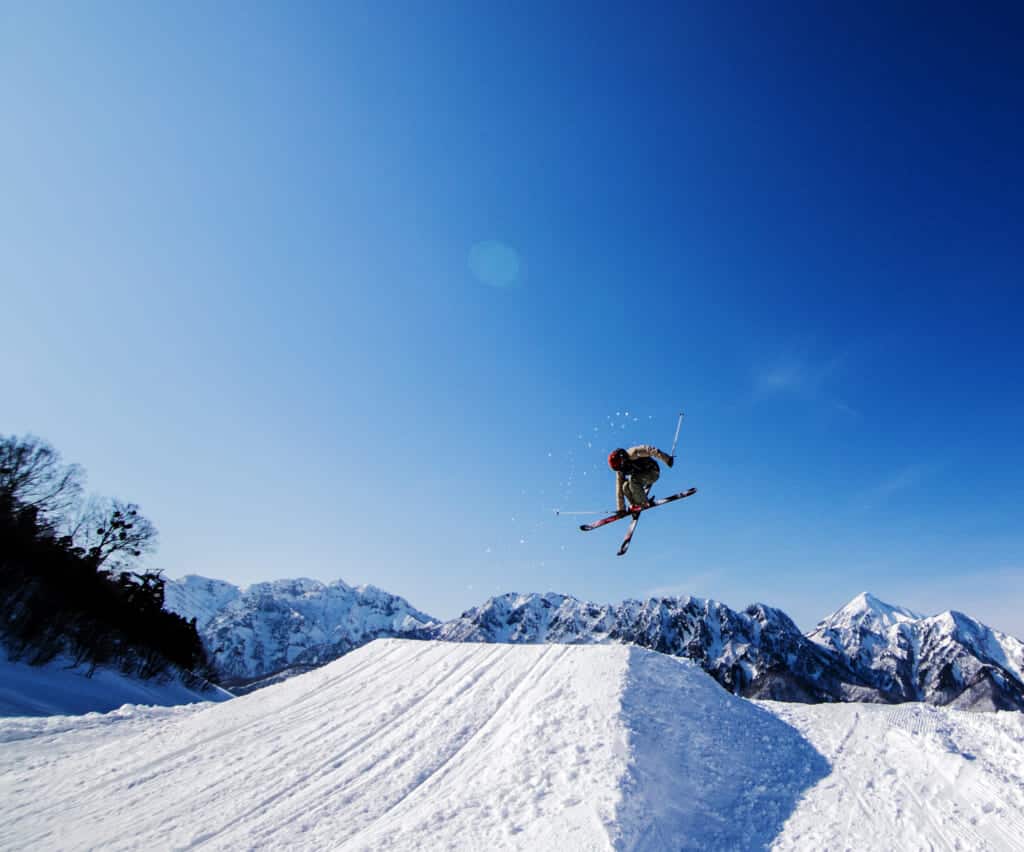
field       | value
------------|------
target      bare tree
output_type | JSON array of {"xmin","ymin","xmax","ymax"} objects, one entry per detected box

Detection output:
[
  {"xmin": 74, "ymin": 498, "xmax": 159, "ymax": 571},
  {"xmin": 0, "ymin": 435, "xmax": 83, "ymax": 521}
]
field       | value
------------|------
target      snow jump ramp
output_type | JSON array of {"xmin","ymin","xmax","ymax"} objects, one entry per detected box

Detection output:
[{"xmin": 0, "ymin": 639, "xmax": 827, "ymax": 850}]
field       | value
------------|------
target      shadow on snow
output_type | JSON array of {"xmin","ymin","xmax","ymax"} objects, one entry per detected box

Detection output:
[{"xmin": 615, "ymin": 647, "xmax": 830, "ymax": 851}]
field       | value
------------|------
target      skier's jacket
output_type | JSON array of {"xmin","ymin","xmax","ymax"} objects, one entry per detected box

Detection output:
[{"xmin": 615, "ymin": 445, "xmax": 673, "ymax": 512}]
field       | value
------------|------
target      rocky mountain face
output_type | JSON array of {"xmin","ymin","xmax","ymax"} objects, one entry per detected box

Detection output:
[
  {"xmin": 165, "ymin": 576, "xmax": 1024, "ymax": 710},
  {"xmin": 163, "ymin": 576, "xmax": 437, "ymax": 687},
  {"xmin": 433, "ymin": 591, "xmax": 1024, "ymax": 710},
  {"xmin": 425, "ymin": 593, "xmax": 892, "ymax": 704},
  {"xmin": 164, "ymin": 575, "xmax": 242, "ymax": 631},
  {"xmin": 809, "ymin": 592, "xmax": 1024, "ymax": 711}
]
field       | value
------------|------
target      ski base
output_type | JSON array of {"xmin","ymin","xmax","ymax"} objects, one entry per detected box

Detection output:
[
  {"xmin": 579, "ymin": 487, "xmax": 697, "ymax": 532},
  {"xmin": 617, "ymin": 511, "xmax": 641, "ymax": 556}
]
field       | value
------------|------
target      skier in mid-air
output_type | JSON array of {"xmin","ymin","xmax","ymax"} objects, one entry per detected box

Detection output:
[
  {"xmin": 607, "ymin": 445, "xmax": 674, "ymax": 513},
  {"xmin": 577, "ymin": 417, "xmax": 694, "ymax": 555}
]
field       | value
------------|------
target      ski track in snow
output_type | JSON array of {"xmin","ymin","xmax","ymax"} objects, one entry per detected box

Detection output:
[
  {"xmin": 768, "ymin": 701, "xmax": 1024, "ymax": 851},
  {"xmin": 2, "ymin": 639, "xmax": 1023, "ymax": 851}
]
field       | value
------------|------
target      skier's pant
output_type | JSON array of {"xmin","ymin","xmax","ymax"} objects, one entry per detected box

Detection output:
[{"xmin": 624, "ymin": 468, "xmax": 659, "ymax": 507}]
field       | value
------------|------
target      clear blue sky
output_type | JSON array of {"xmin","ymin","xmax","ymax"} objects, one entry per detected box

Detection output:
[{"xmin": 3, "ymin": 2, "xmax": 1022, "ymax": 636}]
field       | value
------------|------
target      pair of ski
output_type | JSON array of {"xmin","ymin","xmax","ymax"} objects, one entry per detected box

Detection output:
[{"xmin": 579, "ymin": 487, "xmax": 697, "ymax": 556}]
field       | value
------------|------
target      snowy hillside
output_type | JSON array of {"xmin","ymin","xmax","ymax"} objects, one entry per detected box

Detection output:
[
  {"xmin": 163, "ymin": 575, "xmax": 437, "ymax": 683},
  {"xmin": 3, "ymin": 639, "xmax": 1022, "ymax": 851},
  {"xmin": 0, "ymin": 652, "xmax": 230, "ymax": 717},
  {"xmin": 811, "ymin": 592, "xmax": 1024, "ymax": 710}
]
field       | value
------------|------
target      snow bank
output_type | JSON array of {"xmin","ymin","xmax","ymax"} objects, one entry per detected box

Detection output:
[{"xmin": 0, "ymin": 652, "xmax": 230, "ymax": 718}]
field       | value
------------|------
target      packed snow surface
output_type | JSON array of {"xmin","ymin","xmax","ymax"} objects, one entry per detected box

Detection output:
[
  {"xmin": 768, "ymin": 700, "xmax": 1024, "ymax": 851},
  {"xmin": 2, "ymin": 639, "xmax": 1022, "ymax": 850}
]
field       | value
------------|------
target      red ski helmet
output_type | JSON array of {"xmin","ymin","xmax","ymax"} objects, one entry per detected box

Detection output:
[{"xmin": 608, "ymin": 448, "xmax": 627, "ymax": 470}]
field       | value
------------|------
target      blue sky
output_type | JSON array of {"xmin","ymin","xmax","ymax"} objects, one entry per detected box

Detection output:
[{"xmin": 3, "ymin": 2, "xmax": 1022, "ymax": 635}]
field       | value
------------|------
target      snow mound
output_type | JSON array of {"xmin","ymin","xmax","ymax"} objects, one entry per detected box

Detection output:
[{"xmin": 0, "ymin": 639, "xmax": 827, "ymax": 851}]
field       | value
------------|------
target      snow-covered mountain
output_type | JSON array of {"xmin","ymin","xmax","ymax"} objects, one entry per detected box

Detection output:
[
  {"xmin": 426, "ymin": 592, "xmax": 890, "ymax": 704},
  {"xmin": 433, "ymin": 590, "xmax": 1024, "ymax": 711},
  {"xmin": 164, "ymin": 576, "xmax": 1024, "ymax": 710},
  {"xmin": 163, "ymin": 575, "xmax": 437, "ymax": 684},
  {"xmin": 810, "ymin": 592, "xmax": 1024, "ymax": 711},
  {"xmin": 163, "ymin": 575, "xmax": 243, "ymax": 631}
]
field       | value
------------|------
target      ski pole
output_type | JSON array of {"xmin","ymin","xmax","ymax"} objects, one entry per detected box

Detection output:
[{"xmin": 669, "ymin": 411, "xmax": 685, "ymax": 459}]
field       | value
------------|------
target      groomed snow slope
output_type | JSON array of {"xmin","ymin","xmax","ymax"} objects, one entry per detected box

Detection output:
[
  {"xmin": 1, "ymin": 639, "xmax": 1022, "ymax": 851},
  {"xmin": 768, "ymin": 700, "xmax": 1024, "ymax": 851}
]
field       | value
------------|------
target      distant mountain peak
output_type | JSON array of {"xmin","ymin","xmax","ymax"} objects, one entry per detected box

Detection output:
[
  {"xmin": 812, "ymin": 592, "xmax": 922, "ymax": 637},
  {"xmin": 847, "ymin": 591, "xmax": 921, "ymax": 619},
  {"xmin": 164, "ymin": 575, "xmax": 437, "ymax": 684},
  {"xmin": 808, "ymin": 592, "xmax": 1024, "ymax": 710}
]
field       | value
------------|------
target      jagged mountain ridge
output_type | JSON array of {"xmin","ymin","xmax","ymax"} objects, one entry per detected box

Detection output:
[
  {"xmin": 163, "ymin": 575, "xmax": 438, "ymax": 685},
  {"xmin": 165, "ymin": 576, "xmax": 1024, "ymax": 709},
  {"xmin": 435, "ymin": 590, "xmax": 1024, "ymax": 710},
  {"xmin": 425, "ymin": 592, "xmax": 891, "ymax": 704},
  {"xmin": 810, "ymin": 592, "xmax": 1024, "ymax": 711}
]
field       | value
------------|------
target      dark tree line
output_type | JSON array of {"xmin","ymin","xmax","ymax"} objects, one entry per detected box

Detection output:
[{"xmin": 0, "ymin": 435, "xmax": 216, "ymax": 685}]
